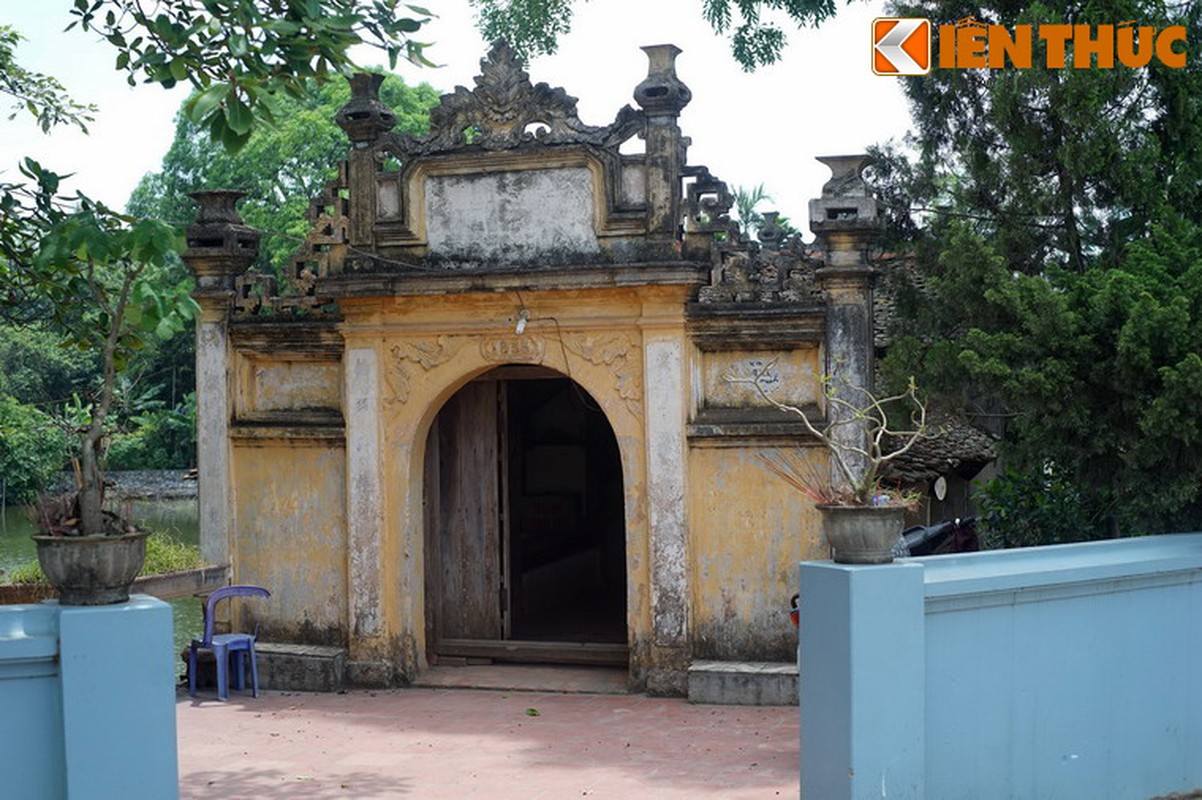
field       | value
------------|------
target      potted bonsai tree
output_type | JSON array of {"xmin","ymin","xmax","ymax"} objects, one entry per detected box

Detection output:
[
  {"xmin": 742, "ymin": 362, "xmax": 930, "ymax": 564},
  {"xmin": 8, "ymin": 166, "xmax": 196, "ymax": 604}
]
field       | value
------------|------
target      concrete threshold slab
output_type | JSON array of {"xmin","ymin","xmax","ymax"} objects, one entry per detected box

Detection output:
[
  {"xmin": 257, "ymin": 642, "xmax": 347, "ymax": 692},
  {"xmin": 688, "ymin": 660, "xmax": 798, "ymax": 706},
  {"xmin": 413, "ymin": 663, "xmax": 630, "ymax": 694}
]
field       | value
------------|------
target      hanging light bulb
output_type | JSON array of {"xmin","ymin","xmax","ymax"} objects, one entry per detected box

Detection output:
[{"xmin": 515, "ymin": 309, "xmax": 531, "ymax": 335}]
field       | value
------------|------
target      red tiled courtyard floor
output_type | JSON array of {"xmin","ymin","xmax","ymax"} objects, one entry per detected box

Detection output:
[{"xmin": 176, "ymin": 676, "xmax": 799, "ymax": 799}]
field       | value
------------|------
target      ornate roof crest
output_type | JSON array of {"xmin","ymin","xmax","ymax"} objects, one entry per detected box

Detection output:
[{"xmin": 385, "ymin": 41, "xmax": 642, "ymax": 156}]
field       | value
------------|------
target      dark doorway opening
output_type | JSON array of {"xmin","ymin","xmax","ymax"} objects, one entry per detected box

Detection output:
[
  {"xmin": 505, "ymin": 373, "xmax": 626, "ymax": 644},
  {"xmin": 424, "ymin": 366, "xmax": 627, "ymax": 666}
]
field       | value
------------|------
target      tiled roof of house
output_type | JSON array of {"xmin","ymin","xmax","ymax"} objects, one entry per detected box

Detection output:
[{"xmin": 883, "ymin": 415, "xmax": 998, "ymax": 485}]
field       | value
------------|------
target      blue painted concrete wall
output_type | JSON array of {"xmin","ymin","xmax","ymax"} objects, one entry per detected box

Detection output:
[
  {"xmin": 0, "ymin": 603, "xmax": 65, "ymax": 798},
  {"xmin": 800, "ymin": 534, "xmax": 1202, "ymax": 799},
  {"xmin": 0, "ymin": 596, "xmax": 179, "ymax": 799}
]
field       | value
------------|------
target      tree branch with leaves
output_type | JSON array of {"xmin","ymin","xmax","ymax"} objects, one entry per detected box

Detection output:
[
  {"xmin": 67, "ymin": 0, "xmax": 434, "ymax": 151},
  {"xmin": 22, "ymin": 188, "xmax": 194, "ymax": 534}
]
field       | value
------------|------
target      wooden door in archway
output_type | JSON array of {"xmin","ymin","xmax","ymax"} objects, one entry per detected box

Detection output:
[{"xmin": 423, "ymin": 366, "xmax": 627, "ymax": 666}]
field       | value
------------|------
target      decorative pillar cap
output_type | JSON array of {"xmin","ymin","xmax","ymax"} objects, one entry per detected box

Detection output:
[
  {"xmin": 336, "ymin": 73, "xmax": 397, "ymax": 143},
  {"xmin": 809, "ymin": 154, "xmax": 882, "ymax": 237},
  {"xmin": 634, "ymin": 44, "xmax": 692, "ymax": 116},
  {"xmin": 183, "ymin": 190, "xmax": 261, "ymax": 282}
]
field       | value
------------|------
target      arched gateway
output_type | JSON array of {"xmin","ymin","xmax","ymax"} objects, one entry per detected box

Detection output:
[
  {"xmin": 183, "ymin": 42, "xmax": 891, "ymax": 697},
  {"xmin": 426, "ymin": 367, "xmax": 627, "ymax": 666}
]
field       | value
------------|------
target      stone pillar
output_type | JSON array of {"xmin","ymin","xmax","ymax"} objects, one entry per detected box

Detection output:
[
  {"xmin": 336, "ymin": 73, "xmax": 396, "ymax": 251},
  {"xmin": 642, "ymin": 295, "xmax": 690, "ymax": 695},
  {"xmin": 182, "ymin": 191, "xmax": 260, "ymax": 568},
  {"xmin": 343, "ymin": 342, "xmax": 388, "ymax": 685},
  {"xmin": 810, "ymin": 155, "xmax": 883, "ymax": 490},
  {"xmin": 634, "ymin": 45, "xmax": 691, "ymax": 249}
]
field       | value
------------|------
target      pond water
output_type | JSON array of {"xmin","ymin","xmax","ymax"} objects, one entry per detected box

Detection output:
[{"xmin": 1, "ymin": 499, "xmax": 204, "ymax": 679}]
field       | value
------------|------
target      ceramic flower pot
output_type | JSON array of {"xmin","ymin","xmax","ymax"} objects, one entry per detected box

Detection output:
[
  {"xmin": 32, "ymin": 530, "xmax": 150, "ymax": 605},
  {"xmin": 817, "ymin": 504, "xmax": 905, "ymax": 564}
]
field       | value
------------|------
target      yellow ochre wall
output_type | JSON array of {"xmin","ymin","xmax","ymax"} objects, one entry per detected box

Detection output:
[
  {"xmin": 688, "ymin": 443, "xmax": 828, "ymax": 661},
  {"xmin": 222, "ymin": 283, "xmax": 832, "ymax": 684},
  {"xmin": 230, "ymin": 441, "xmax": 349, "ymax": 645},
  {"xmin": 339, "ymin": 285, "xmax": 666, "ymax": 683}
]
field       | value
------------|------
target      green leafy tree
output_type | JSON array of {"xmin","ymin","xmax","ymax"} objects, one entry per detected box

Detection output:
[
  {"xmin": 730, "ymin": 183, "xmax": 798, "ymax": 240},
  {"xmin": 128, "ymin": 75, "xmax": 440, "ymax": 273},
  {"xmin": 107, "ymin": 392, "xmax": 197, "ymax": 470},
  {"xmin": 68, "ymin": 0, "xmax": 434, "ymax": 152},
  {"xmin": 0, "ymin": 395, "xmax": 69, "ymax": 505},
  {"xmin": 733, "ymin": 183, "xmax": 773, "ymax": 238},
  {"xmin": 1, "ymin": 1, "xmax": 438, "ymax": 535},
  {"xmin": 976, "ymin": 466, "xmax": 1111, "ymax": 549},
  {"xmin": 471, "ymin": 0, "xmax": 848, "ymax": 69},
  {"xmin": 25, "ymin": 195, "xmax": 194, "ymax": 533},
  {"xmin": 0, "ymin": 324, "xmax": 97, "ymax": 405},
  {"xmin": 874, "ymin": 0, "xmax": 1202, "ymax": 534}
]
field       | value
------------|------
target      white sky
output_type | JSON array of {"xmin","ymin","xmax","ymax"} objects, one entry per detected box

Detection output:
[{"xmin": 0, "ymin": 0, "xmax": 913, "ymax": 231}]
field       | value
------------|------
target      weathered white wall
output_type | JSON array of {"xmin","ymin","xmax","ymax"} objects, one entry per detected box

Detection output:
[
  {"xmin": 247, "ymin": 361, "xmax": 342, "ymax": 412},
  {"xmin": 424, "ymin": 167, "xmax": 599, "ymax": 262}
]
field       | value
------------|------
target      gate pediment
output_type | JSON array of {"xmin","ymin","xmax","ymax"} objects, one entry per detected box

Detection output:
[
  {"xmin": 386, "ymin": 40, "xmax": 642, "ymax": 156},
  {"xmin": 368, "ymin": 42, "xmax": 649, "ymax": 267}
]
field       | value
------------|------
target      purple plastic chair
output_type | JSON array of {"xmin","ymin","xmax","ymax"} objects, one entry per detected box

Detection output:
[{"xmin": 189, "ymin": 585, "xmax": 271, "ymax": 701}]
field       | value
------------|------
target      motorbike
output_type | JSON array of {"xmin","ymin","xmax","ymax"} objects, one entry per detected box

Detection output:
[{"xmin": 898, "ymin": 516, "xmax": 979, "ymax": 557}]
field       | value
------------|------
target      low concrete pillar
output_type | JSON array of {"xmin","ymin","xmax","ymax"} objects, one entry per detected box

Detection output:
[
  {"xmin": 59, "ymin": 596, "xmax": 179, "ymax": 799},
  {"xmin": 799, "ymin": 561, "xmax": 925, "ymax": 799},
  {"xmin": 0, "ymin": 603, "xmax": 63, "ymax": 798},
  {"xmin": 1, "ymin": 597, "xmax": 179, "ymax": 799}
]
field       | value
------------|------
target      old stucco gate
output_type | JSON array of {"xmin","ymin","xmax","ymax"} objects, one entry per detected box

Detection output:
[{"xmin": 183, "ymin": 42, "xmax": 884, "ymax": 697}]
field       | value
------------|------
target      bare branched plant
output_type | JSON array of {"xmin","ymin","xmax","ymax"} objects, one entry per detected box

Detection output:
[{"xmin": 731, "ymin": 360, "xmax": 930, "ymax": 506}]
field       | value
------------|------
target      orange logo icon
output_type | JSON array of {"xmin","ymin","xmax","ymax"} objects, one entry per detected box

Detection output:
[{"xmin": 873, "ymin": 18, "xmax": 932, "ymax": 75}]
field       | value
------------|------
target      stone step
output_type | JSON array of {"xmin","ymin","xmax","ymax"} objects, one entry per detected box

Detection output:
[
  {"xmin": 687, "ymin": 660, "xmax": 798, "ymax": 706},
  {"xmin": 256, "ymin": 643, "xmax": 347, "ymax": 692}
]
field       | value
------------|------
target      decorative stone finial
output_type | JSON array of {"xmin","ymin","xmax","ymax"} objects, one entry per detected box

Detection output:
[
  {"xmin": 634, "ymin": 45, "xmax": 691, "ymax": 116},
  {"xmin": 817, "ymin": 155, "xmax": 874, "ymax": 198},
  {"xmin": 757, "ymin": 212, "xmax": 786, "ymax": 249},
  {"xmin": 336, "ymin": 73, "xmax": 397, "ymax": 143},
  {"xmin": 184, "ymin": 190, "xmax": 261, "ymax": 283},
  {"xmin": 190, "ymin": 190, "xmax": 248, "ymax": 225},
  {"xmin": 809, "ymin": 154, "xmax": 881, "ymax": 237}
]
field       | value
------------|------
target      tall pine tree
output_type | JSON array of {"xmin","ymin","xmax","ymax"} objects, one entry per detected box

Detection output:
[{"xmin": 874, "ymin": 0, "xmax": 1202, "ymax": 533}]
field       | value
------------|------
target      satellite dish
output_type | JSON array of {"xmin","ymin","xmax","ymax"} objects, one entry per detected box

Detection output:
[{"xmin": 934, "ymin": 476, "xmax": 948, "ymax": 501}]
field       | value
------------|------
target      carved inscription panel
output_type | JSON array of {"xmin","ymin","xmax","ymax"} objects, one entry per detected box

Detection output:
[
  {"xmin": 702, "ymin": 348, "xmax": 821, "ymax": 410},
  {"xmin": 424, "ymin": 167, "xmax": 599, "ymax": 263},
  {"xmin": 246, "ymin": 359, "xmax": 342, "ymax": 413},
  {"xmin": 480, "ymin": 335, "xmax": 545, "ymax": 363}
]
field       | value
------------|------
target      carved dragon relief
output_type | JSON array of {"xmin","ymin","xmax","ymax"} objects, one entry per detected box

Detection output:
[
  {"xmin": 560, "ymin": 332, "xmax": 643, "ymax": 419},
  {"xmin": 384, "ymin": 337, "xmax": 465, "ymax": 406},
  {"xmin": 379, "ymin": 40, "xmax": 644, "ymax": 158}
]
